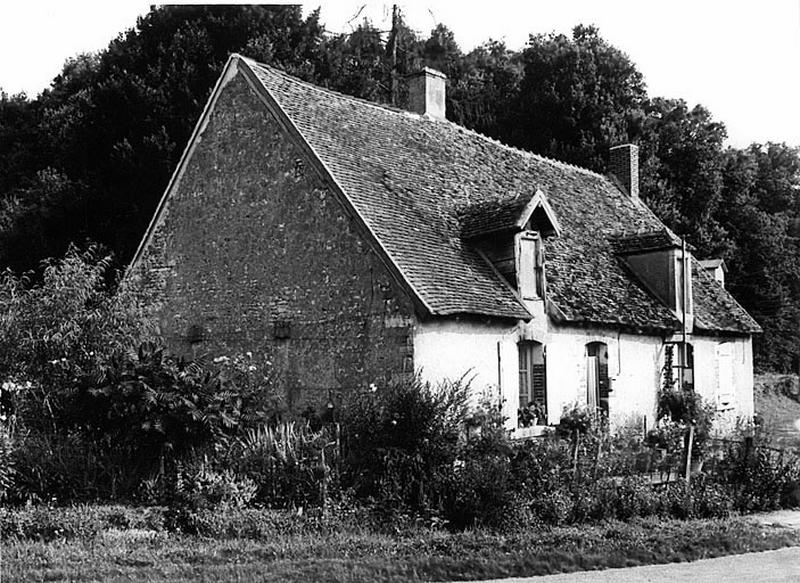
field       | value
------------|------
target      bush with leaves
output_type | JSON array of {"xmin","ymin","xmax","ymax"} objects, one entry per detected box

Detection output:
[
  {"xmin": 8, "ymin": 430, "xmax": 118, "ymax": 505},
  {"xmin": 222, "ymin": 421, "xmax": 337, "ymax": 509},
  {"xmin": 0, "ymin": 246, "xmax": 152, "ymax": 433},
  {"xmin": 340, "ymin": 375, "xmax": 469, "ymax": 515},
  {"xmin": 556, "ymin": 404, "xmax": 607, "ymax": 440},
  {"xmin": 654, "ymin": 387, "xmax": 715, "ymax": 459},
  {"xmin": 707, "ymin": 438, "xmax": 800, "ymax": 512},
  {"xmin": 73, "ymin": 342, "xmax": 261, "ymax": 463},
  {"xmin": 7, "ymin": 340, "xmax": 271, "ymax": 504},
  {"xmin": 441, "ymin": 402, "xmax": 521, "ymax": 529}
]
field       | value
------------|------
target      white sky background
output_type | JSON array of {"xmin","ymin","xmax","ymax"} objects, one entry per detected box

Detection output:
[{"xmin": 0, "ymin": 1, "xmax": 798, "ymax": 147}]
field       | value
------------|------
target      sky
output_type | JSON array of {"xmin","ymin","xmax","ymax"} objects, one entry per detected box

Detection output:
[{"xmin": 1, "ymin": 1, "xmax": 798, "ymax": 147}]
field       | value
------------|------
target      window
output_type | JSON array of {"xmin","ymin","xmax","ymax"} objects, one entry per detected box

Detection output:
[
  {"xmin": 518, "ymin": 341, "xmax": 547, "ymax": 426},
  {"xmin": 586, "ymin": 342, "xmax": 610, "ymax": 415},
  {"xmin": 664, "ymin": 342, "xmax": 694, "ymax": 391},
  {"xmin": 517, "ymin": 232, "xmax": 545, "ymax": 300}
]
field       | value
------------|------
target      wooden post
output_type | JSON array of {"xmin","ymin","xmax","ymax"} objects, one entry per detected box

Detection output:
[
  {"xmin": 685, "ymin": 425, "xmax": 695, "ymax": 483},
  {"xmin": 593, "ymin": 432, "xmax": 602, "ymax": 480},
  {"xmin": 572, "ymin": 430, "xmax": 581, "ymax": 482},
  {"xmin": 389, "ymin": 4, "xmax": 399, "ymax": 106},
  {"xmin": 320, "ymin": 448, "xmax": 328, "ymax": 512},
  {"xmin": 335, "ymin": 422, "xmax": 342, "ymax": 460}
]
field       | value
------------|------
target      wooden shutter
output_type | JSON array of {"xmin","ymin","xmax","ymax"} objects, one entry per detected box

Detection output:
[
  {"xmin": 517, "ymin": 234, "xmax": 538, "ymax": 300},
  {"xmin": 518, "ymin": 343, "xmax": 531, "ymax": 408},
  {"xmin": 586, "ymin": 356, "xmax": 598, "ymax": 409},
  {"xmin": 717, "ymin": 343, "xmax": 735, "ymax": 409}
]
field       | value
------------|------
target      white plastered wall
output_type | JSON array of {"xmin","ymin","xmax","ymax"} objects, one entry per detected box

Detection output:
[
  {"xmin": 412, "ymin": 314, "xmax": 755, "ymax": 432},
  {"xmin": 689, "ymin": 335, "xmax": 754, "ymax": 427},
  {"xmin": 541, "ymin": 325, "xmax": 663, "ymax": 430},
  {"xmin": 412, "ymin": 317, "xmax": 520, "ymax": 426}
]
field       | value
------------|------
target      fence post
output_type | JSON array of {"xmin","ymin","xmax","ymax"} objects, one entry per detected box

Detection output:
[
  {"xmin": 685, "ymin": 425, "xmax": 695, "ymax": 483},
  {"xmin": 593, "ymin": 432, "xmax": 602, "ymax": 480},
  {"xmin": 744, "ymin": 435, "xmax": 753, "ymax": 464},
  {"xmin": 572, "ymin": 430, "xmax": 581, "ymax": 482}
]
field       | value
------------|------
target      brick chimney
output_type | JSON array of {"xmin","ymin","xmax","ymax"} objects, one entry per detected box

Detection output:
[
  {"xmin": 609, "ymin": 144, "xmax": 639, "ymax": 199},
  {"xmin": 406, "ymin": 67, "xmax": 446, "ymax": 121}
]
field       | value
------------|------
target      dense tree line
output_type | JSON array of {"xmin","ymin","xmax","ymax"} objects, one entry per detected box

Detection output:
[{"xmin": 0, "ymin": 5, "xmax": 798, "ymax": 370}]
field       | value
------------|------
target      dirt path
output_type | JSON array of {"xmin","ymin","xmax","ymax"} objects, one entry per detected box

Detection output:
[
  {"xmin": 468, "ymin": 547, "xmax": 800, "ymax": 582},
  {"xmin": 465, "ymin": 511, "xmax": 800, "ymax": 583}
]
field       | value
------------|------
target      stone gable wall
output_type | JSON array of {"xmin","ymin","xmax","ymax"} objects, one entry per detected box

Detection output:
[{"xmin": 129, "ymin": 71, "xmax": 417, "ymax": 413}]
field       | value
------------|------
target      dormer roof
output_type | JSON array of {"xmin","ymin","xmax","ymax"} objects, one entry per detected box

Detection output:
[
  {"xmin": 460, "ymin": 189, "xmax": 561, "ymax": 239},
  {"xmin": 609, "ymin": 228, "xmax": 687, "ymax": 255}
]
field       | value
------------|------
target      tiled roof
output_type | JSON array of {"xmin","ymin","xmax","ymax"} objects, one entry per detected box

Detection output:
[
  {"xmin": 609, "ymin": 228, "xmax": 686, "ymax": 255},
  {"xmin": 242, "ymin": 57, "xmax": 759, "ymax": 335},
  {"xmin": 692, "ymin": 260, "xmax": 761, "ymax": 334},
  {"xmin": 458, "ymin": 195, "xmax": 531, "ymax": 239},
  {"xmin": 698, "ymin": 258, "xmax": 727, "ymax": 272}
]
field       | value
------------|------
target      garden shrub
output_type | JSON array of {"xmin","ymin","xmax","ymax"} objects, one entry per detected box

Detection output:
[
  {"xmin": 6, "ymin": 343, "xmax": 275, "ymax": 506},
  {"xmin": 510, "ymin": 434, "xmax": 572, "ymax": 494},
  {"xmin": 708, "ymin": 438, "xmax": 800, "ymax": 512},
  {"xmin": 340, "ymin": 375, "xmax": 469, "ymax": 515},
  {"xmin": 585, "ymin": 477, "xmax": 659, "ymax": 522},
  {"xmin": 0, "ymin": 504, "xmax": 166, "ymax": 541},
  {"xmin": 9, "ymin": 430, "xmax": 120, "ymax": 504},
  {"xmin": 223, "ymin": 421, "xmax": 337, "ymax": 509},
  {"xmin": 654, "ymin": 387, "xmax": 715, "ymax": 459},
  {"xmin": 555, "ymin": 404, "xmax": 604, "ymax": 439},
  {"xmin": 441, "ymin": 406, "xmax": 521, "ymax": 529},
  {"xmin": 74, "ymin": 342, "xmax": 265, "ymax": 463},
  {"xmin": 690, "ymin": 475, "xmax": 734, "ymax": 518},
  {"xmin": 0, "ymin": 246, "xmax": 153, "ymax": 434},
  {"xmin": 529, "ymin": 489, "xmax": 573, "ymax": 526},
  {"xmin": 172, "ymin": 461, "xmax": 258, "ymax": 510}
]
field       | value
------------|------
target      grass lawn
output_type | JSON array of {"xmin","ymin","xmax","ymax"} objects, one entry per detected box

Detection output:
[{"xmin": 2, "ymin": 514, "xmax": 800, "ymax": 582}]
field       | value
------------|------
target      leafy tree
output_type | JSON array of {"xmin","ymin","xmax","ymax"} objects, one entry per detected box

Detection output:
[
  {"xmin": 447, "ymin": 41, "xmax": 522, "ymax": 138},
  {"xmin": 317, "ymin": 20, "xmax": 389, "ymax": 102},
  {"xmin": 0, "ymin": 91, "xmax": 48, "ymax": 196},
  {"xmin": 719, "ymin": 144, "xmax": 800, "ymax": 371},
  {"xmin": 0, "ymin": 6, "xmax": 326, "ymax": 275},
  {"xmin": 638, "ymin": 98, "xmax": 730, "ymax": 256},
  {"xmin": 0, "ymin": 246, "xmax": 152, "ymax": 430},
  {"xmin": 509, "ymin": 25, "xmax": 646, "ymax": 171}
]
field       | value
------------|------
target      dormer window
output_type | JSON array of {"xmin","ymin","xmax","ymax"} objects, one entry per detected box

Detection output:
[
  {"xmin": 460, "ymin": 188, "xmax": 560, "ymax": 302},
  {"xmin": 610, "ymin": 229, "xmax": 694, "ymax": 331}
]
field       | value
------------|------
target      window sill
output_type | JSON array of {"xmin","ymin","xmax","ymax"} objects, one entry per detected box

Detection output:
[{"xmin": 513, "ymin": 425, "xmax": 552, "ymax": 439}]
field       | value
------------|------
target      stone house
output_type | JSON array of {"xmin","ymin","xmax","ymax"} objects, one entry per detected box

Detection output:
[{"xmin": 127, "ymin": 54, "xmax": 761, "ymax": 432}]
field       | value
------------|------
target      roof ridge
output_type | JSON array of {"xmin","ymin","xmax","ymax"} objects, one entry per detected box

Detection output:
[
  {"xmin": 444, "ymin": 120, "xmax": 606, "ymax": 180},
  {"xmin": 239, "ymin": 55, "xmax": 425, "ymax": 119},
  {"xmin": 237, "ymin": 54, "xmax": 608, "ymax": 182}
]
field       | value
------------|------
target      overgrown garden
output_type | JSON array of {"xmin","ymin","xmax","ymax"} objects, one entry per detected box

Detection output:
[{"xmin": 1, "ymin": 249, "xmax": 799, "ymax": 542}]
